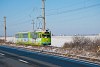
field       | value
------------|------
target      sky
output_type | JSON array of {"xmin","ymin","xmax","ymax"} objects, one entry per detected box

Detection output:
[{"xmin": 0, "ymin": 0, "xmax": 100, "ymax": 36}]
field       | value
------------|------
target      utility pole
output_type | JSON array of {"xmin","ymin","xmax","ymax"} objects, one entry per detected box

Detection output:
[
  {"xmin": 32, "ymin": 20, "xmax": 34, "ymax": 32},
  {"xmin": 42, "ymin": 0, "xmax": 46, "ymax": 31},
  {"xmin": 37, "ymin": 0, "xmax": 46, "ymax": 31},
  {"xmin": 4, "ymin": 16, "xmax": 6, "ymax": 42}
]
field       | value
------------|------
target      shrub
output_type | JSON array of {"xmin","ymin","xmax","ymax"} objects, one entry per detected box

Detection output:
[
  {"xmin": 63, "ymin": 36, "xmax": 100, "ymax": 52},
  {"xmin": 0, "ymin": 39, "xmax": 5, "ymax": 43}
]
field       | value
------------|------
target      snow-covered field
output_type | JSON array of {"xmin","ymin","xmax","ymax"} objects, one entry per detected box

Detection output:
[
  {"xmin": 51, "ymin": 35, "xmax": 100, "ymax": 47},
  {"xmin": 51, "ymin": 36, "xmax": 73, "ymax": 47},
  {"xmin": 0, "ymin": 35, "xmax": 100, "ymax": 47}
]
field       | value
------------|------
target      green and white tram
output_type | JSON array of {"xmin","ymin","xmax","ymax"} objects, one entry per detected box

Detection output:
[{"xmin": 15, "ymin": 30, "xmax": 51, "ymax": 46}]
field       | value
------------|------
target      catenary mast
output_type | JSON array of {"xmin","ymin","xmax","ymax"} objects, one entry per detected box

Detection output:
[{"xmin": 42, "ymin": 0, "xmax": 46, "ymax": 31}]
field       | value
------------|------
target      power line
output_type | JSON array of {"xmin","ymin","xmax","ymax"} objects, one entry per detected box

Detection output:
[
  {"xmin": 0, "ymin": 24, "xmax": 3, "ymax": 32},
  {"xmin": 11, "ymin": 19, "xmax": 31, "ymax": 26},
  {"xmin": 8, "ymin": 19, "xmax": 32, "ymax": 29},
  {"xmin": 46, "ymin": 3, "xmax": 100, "ymax": 16},
  {"xmin": 10, "ymin": 8, "xmax": 35, "ymax": 24},
  {"xmin": 0, "ymin": 18, "xmax": 4, "ymax": 36},
  {"xmin": 0, "ymin": 21, "xmax": 4, "ymax": 26},
  {"xmin": 0, "ymin": 20, "xmax": 3, "ymax": 22},
  {"xmin": 10, "ymin": 8, "xmax": 37, "ymax": 26},
  {"xmin": 46, "ymin": 0, "xmax": 89, "ymax": 11}
]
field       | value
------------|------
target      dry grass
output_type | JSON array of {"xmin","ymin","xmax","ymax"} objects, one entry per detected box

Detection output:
[
  {"xmin": 0, "ymin": 39, "xmax": 14, "ymax": 45},
  {"xmin": 0, "ymin": 39, "xmax": 5, "ymax": 43},
  {"xmin": 63, "ymin": 36, "xmax": 100, "ymax": 57}
]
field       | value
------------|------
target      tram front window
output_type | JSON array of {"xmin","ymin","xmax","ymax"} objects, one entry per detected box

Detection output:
[{"xmin": 42, "ymin": 34, "xmax": 51, "ymax": 38}]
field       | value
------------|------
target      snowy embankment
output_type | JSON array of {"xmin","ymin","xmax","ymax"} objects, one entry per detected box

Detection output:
[{"xmin": 0, "ymin": 35, "xmax": 100, "ymax": 47}]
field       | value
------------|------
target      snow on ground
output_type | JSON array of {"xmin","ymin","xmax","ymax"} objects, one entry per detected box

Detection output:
[
  {"xmin": 0, "ymin": 35, "xmax": 100, "ymax": 47},
  {"xmin": 0, "ymin": 37, "xmax": 15, "ymax": 42},
  {"xmin": 51, "ymin": 35, "xmax": 100, "ymax": 47},
  {"xmin": 51, "ymin": 36, "xmax": 73, "ymax": 47}
]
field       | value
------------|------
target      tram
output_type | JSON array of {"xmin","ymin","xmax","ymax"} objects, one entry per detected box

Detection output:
[{"xmin": 15, "ymin": 30, "xmax": 51, "ymax": 46}]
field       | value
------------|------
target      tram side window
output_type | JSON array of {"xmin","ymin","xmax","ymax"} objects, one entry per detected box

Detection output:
[
  {"xmin": 33, "ymin": 33, "xmax": 38, "ymax": 39},
  {"xmin": 30, "ymin": 33, "xmax": 33, "ymax": 38},
  {"xmin": 23, "ymin": 33, "xmax": 28, "ymax": 38}
]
